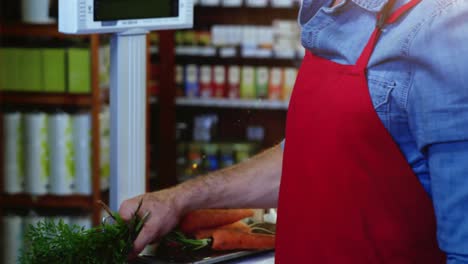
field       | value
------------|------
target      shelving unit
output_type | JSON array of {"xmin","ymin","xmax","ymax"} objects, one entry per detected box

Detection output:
[
  {"xmin": 0, "ymin": 23, "xmax": 104, "ymax": 225},
  {"xmin": 176, "ymin": 97, "xmax": 289, "ymax": 110},
  {"xmin": 0, "ymin": 92, "xmax": 95, "ymax": 107},
  {"xmin": 151, "ymin": 4, "xmax": 300, "ymax": 189},
  {"xmin": 175, "ymin": 55, "xmax": 301, "ymax": 67},
  {"xmin": 193, "ymin": 5, "xmax": 299, "ymax": 26}
]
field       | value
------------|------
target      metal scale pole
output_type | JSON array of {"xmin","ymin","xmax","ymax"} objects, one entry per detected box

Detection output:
[{"xmin": 109, "ymin": 29, "xmax": 148, "ymax": 211}]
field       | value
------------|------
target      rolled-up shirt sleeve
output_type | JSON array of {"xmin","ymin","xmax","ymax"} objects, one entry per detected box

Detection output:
[{"xmin": 407, "ymin": 0, "xmax": 468, "ymax": 261}]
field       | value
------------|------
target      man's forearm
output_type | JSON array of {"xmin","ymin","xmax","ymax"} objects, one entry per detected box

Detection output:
[{"xmin": 172, "ymin": 144, "xmax": 283, "ymax": 213}]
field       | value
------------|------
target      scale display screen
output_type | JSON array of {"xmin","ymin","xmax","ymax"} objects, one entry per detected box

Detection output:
[
  {"xmin": 94, "ymin": 0, "xmax": 178, "ymax": 21},
  {"xmin": 59, "ymin": 0, "xmax": 193, "ymax": 34}
]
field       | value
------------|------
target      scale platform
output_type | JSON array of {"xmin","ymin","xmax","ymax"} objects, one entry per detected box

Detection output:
[{"xmin": 134, "ymin": 250, "xmax": 274, "ymax": 264}]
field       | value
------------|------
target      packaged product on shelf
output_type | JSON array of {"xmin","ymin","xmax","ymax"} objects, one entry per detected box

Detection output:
[
  {"xmin": 247, "ymin": 125, "xmax": 265, "ymax": 142},
  {"xmin": 67, "ymin": 48, "xmax": 91, "ymax": 94},
  {"xmin": 233, "ymin": 143, "xmax": 253, "ymax": 163},
  {"xmin": 100, "ymin": 107, "xmax": 110, "ymax": 191},
  {"xmin": 257, "ymin": 27, "xmax": 274, "ymax": 58},
  {"xmin": 282, "ymin": 67, "xmax": 297, "ymax": 101},
  {"xmin": 48, "ymin": 112, "xmax": 74, "ymax": 195},
  {"xmin": 73, "ymin": 113, "xmax": 92, "ymax": 195},
  {"xmin": 272, "ymin": 20, "xmax": 300, "ymax": 59},
  {"xmin": 255, "ymin": 66, "xmax": 269, "ymax": 99},
  {"xmin": 20, "ymin": 48, "xmax": 43, "ymax": 92},
  {"xmin": 213, "ymin": 65, "xmax": 226, "ymax": 98},
  {"xmin": 240, "ymin": 66, "xmax": 256, "ymax": 99},
  {"xmin": 187, "ymin": 143, "xmax": 203, "ymax": 178},
  {"xmin": 227, "ymin": 65, "xmax": 241, "ymax": 98},
  {"xmin": 24, "ymin": 112, "xmax": 49, "ymax": 195},
  {"xmin": 42, "ymin": 48, "xmax": 67, "ymax": 93},
  {"xmin": 203, "ymin": 143, "xmax": 220, "ymax": 172},
  {"xmin": 197, "ymin": 31, "xmax": 216, "ymax": 56},
  {"xmin": 201, "ymin": 0, "xmax": 221, "ymax": 6},
  {"xmin": 219, "ymin": 144, "xmax": 235, "ymax": 168},
  {"xmin": 193, "ymin": 114, "xmax": 219, "ymax": 142},
  {"xmin": 185, "ymin": 64, "xmax": 200, "ymax": 98},
  {"xmin": 2, "ymin": 214, "xmax": 23, "ymax": 264},
  {"xmin": 200, "ymin": 65, "xmax": 213, "ymax": 98},
  {"xmin": 21, "ymin": 0, "xmax": 55, "ymax": 24},
  {"xmin": 3, "ymin": 112, "xmax": 24, "ymax": 194},
  {"xmin": 175, "ymin": 65, "xmax": 185, "ymax": 97},
  {"xmin": 271, "ymin": 0, "xmax": 294, "ymax": 7},
  {"xmin": 69, "ymin": 215, "xmax": 93, "ymax": 230},
  {"xmin": 268, "ymin": 67, "xmax": 283, "ymax": 100},
  {"xmin": 246, "ymin": 0, "xmax": 269, "ymax": 7},
  {"xmin": 1, "ymin": 48, "xmax": 21, "ymax": 91},
  {"xmin": 222, "ymin": 0, "xmax": 243, "ymax": 6}
]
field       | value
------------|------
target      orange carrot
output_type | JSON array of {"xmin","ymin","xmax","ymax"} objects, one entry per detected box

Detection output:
[
  {"xmin": 180, "ymin": 209, "xmax": 254, "ymax": 233},
  {"xmin": 194, "ymin": 221, "xmax": 251, "ymax": 239},
  {"xmin": 211, "ymin": 229, "xmax": 276, "ymax": 251}
]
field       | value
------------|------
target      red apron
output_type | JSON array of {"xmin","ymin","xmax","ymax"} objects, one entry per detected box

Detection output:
[{"xmin": 276, "ymin": 0, "xmax": 446, "ymax": 263}]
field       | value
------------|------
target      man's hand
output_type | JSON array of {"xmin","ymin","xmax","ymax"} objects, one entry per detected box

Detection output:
[
  {"xmin": 118, "ymin": 144, "xmax": 283, "ymax": 256},
  {"xmin": 119, "ymin": 188, "xmax": 185, "ymax": 255}
]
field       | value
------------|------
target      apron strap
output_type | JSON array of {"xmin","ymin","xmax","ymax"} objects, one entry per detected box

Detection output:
[{"xmin": 356, "ymin": 0, "xmax": 422, "ymax": 69}]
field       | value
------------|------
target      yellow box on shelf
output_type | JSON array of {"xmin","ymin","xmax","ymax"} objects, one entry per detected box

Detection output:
[
  {"xmin": 21, "ymin": 48, "xmax": 43, "ymax": 92},
  {"xmin": 42, "ymin": 48, "xmax": 67, "ymax": 93},
  {"xmin": 1, "ymin": 48, "xmax": 22, "ymax": 91},
  {"xmin": 67, "ymin": 48, "xmax": 91, "ymax": 94}
]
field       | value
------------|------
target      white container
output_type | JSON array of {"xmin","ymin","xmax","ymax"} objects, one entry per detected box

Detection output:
[
  {"xmin": 48, "ymin": 113, "xmax": 74, "ymax": 195},
  {"xmin": 2, "ymin": 215, "xmax": 23, "ymax": 264},
  {"xmin": 246, "ymin": 0, "xmax": 268, "ymax": 7},
  {"xmin": 24, "ymin": 113, "xmax": 49, "ymax": 195},
  {"xmin": 271, "ymin": 0, "xmax": 293, "ymax": 7},
  {"xmin": 3, "ymin": 112, "xmax": 24, "ymax": 194},
  {"xmin": 21, "ymin": 0, "xmax": 55, "ymax": 24},
  {"xmin": 222, "ymin": 0, "xmax": 243, "ymax": 6},
  {"xmin": 73, "ymin": 113, "xmax": 92, "ymax": 195},
  {"xmin": 201, "ymin": 0, "xmax": 221, "ymax": 5},
  {"xmin": 70, "ymin": 215, "xmax": 93, "ymax": 230},
  {"xmin": 100, "ymin": 108, "xmax": 110, "ymax": 191}
]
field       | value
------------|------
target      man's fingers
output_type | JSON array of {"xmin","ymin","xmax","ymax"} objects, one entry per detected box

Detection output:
[
  {"xmin": 119, "ymin": 198, "xmax": 138, "ymax": 221},
  {"xmin": 133, "ymin": 222, "xmax": 159, "ymax": 254}
]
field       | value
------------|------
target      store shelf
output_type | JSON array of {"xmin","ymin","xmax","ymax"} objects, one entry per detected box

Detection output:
[
  {"xmin": 175, "ymin": 55, "xmax": 301, "ymax": 67},
  {"xmin": 176, "ymin": 97, "xmax": 289, "ymax": 110},
  {"xmin": 0, "ymin": 194, "xmax": 93, "ymax": 210},
  {"xmin": 194, "ymin": 6, "xmax": 299, "ymax": 26},
  {"xmin": 0, "ymin": 23, "xmax": 87, "ymax": 39},
  {"xmin": 0, "ymin": 92, "xmax": 93, "ymax": 107}
]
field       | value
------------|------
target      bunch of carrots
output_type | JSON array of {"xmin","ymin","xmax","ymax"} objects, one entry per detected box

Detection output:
[{"xmin": 160, "ymin": 209, "xmax": 275, "ymax": 252}]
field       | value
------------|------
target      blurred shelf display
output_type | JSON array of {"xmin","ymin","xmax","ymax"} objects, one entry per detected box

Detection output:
[
  {"xmin": 149, "ymin": 3, "xmax": 300, "ymax": 189},
  {"xmin": 0, "ymin": 92, "xmax": 94, "ymax": 107},
  {"xmin": 0, "ymin": 22, "xmax": 105, "ymax": 226},
  {"xmin": 0, "ymin": 194, "xmax": 93, "ymax": 210},
  {"xmin": 194, "ymin": 6, "xmax": 299, "ymax": 26},
  {"xmin": 176, "ymin": 97, "xmax": 289, "ymax": 110},
  {"xmin": 0, "ymin": 23, "xmax": 88, "ymax": 39}
]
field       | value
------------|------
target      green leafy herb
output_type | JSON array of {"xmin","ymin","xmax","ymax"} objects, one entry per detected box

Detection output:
[
  {"xmin": 19, "ymin": 200, "xmax": 149, "ymax": 264},
  {"xmin": 162, "ymin": 231, "xmax": 211, "ymax": 251}
]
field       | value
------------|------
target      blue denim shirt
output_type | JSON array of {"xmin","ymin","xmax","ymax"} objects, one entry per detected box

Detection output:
[{"xmin": 297, "ymin": 0, "xmax": 468, "ymax": 262}]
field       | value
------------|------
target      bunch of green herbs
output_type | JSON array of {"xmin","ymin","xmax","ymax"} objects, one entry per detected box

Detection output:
[{"xmin": 19, "ymin": 200, "xmax": 149, "ymax": 264}]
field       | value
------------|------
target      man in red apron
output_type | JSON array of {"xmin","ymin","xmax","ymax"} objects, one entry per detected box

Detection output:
[
  {"xmin": 276, "ymin": 0, "xmax": 446, "ymax": 262},
  {"xmin": 119, "ymin": 0, "xmax": 467, "ymax": 262}
]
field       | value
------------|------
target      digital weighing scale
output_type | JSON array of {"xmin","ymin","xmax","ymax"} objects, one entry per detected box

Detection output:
[{"xmin": 59, "ymin": 0, "xmax": 193, "ymax": 210}]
